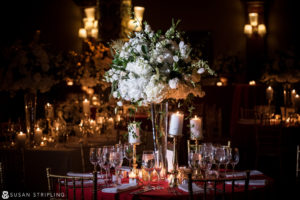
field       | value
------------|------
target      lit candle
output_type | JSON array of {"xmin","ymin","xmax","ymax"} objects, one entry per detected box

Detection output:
[
  {"xmin": 249, "ymin": 80, "xmax": 256, "ymax": 85},
  {"xmin": 266, "ymin": 86, "xmax": 273, "ymax": 102},
  {"xmin": 16, "ymin": 131, "xmax": 26, "ymax": 147},
  {"xmin": 129, "ymin": 171, "xmax": 137, "ymax": 184},
  {"xmin": 78, "ymin": 28, "xmax": 87, "ymax": 39},
  {"xmin": 169, "ymin": 112, "xmax": 184, "ymax": 136},
  {"xmin": 291, "ymin": 89, "xmax": 296, "ymax": 105},
  {"xmin": 295, "ymin": 94, "xmax": 300, "ymax": 112},
  {"xmin": 45, "ymin": 103, "xmax": 54, "ymax": 120},
  {"xmin": 34, "ymin": 127, "xmax": 43, "ymax": 144},
  {"xmin": 83, "ymin": 99, "xmax": 90, "ymax": 114},
  {"xmin": 40, "ymin": 141, "xmax": 46, "ymax": 147},
  {"xmin": 128, "ymin": 122, "xmax": 140, "ymax": 144},
  {"xmin": 96, "ymin": 116, "xmax": 104, "ymax": 124},
  {"xmin": 190, "ymin": 115, "xmax": 203, "ymax": 140},
  {"xmin": 284, "ymin": 90, "xmax": 287, "ymax": 105}
]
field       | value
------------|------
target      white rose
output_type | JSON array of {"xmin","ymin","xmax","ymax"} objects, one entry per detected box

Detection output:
[
  {"xmin": 157, "ymin": 55, "xmax": 164, "ymax": 63},
  {"xmin": 197, "ymin": 68, "xmax": 205, "ymax": 74},
  {"xmin": 113, "ymin": 91, "xmax": 118, "ymax": 98},
  {"xmin": 173, "ymin": 56, "xmax": 179, "ymax": 62},
  {"xmin": 168, "ymin": 78, "xmax": 179, "ymax": 89},
  {"xmin": 117, "ymin": 101, "xmax": 123, "ymax": 106}
]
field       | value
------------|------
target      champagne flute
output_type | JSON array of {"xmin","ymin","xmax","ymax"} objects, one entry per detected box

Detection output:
[
  {"xmin": 142, "ymin": 150, "xmax": 155, "ymax": 189},
  {"xmin": 89, "ymin": 148, "xmax": 98, "ymax": 171},
  {"xmin": 154, "ymin": 149, "xmax": 163, "ymax": 182}
]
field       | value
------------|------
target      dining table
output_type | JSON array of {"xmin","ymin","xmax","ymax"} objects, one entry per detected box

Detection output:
[{"xmin": 57, "ymin": 170, "xmax": 273, "ymax": 200}]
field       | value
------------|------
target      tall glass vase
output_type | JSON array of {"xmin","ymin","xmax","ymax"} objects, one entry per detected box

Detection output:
[
  {"xmin": 24, "ymin": 92, "xmax": 37, "ymax": 145},
  {"xmin": 150, "ymin": 102, "xmax": 168, "ymax": 174}
]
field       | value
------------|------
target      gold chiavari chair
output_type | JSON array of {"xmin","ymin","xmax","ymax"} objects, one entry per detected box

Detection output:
[
  {"xmin": 187, "ymin": 170, "xmax": 250, "ymax": 200},
  {"xmin": 46, "ymin": 168, "xmax": 97, "ymax": 200}
]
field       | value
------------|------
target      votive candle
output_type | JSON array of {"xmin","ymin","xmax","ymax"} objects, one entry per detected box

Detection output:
[{"xmin": 83, "ymin": 99, "xmax": 90, "ymax": 114}]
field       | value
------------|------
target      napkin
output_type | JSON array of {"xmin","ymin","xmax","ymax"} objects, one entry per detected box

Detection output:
[
  {"xmin": 178, "ymin": 183, "xmax": 203, "ymax": 193},
  {"xmin": 101, "ymin": 183, "xmax": 139, "ymax": 193},
  {"xmin": 225, "ymin": 170, "xmax": 263, "ymax": 178},
  {"xmin": 226, "ymin": 179, "xmax": 266, "ymax": 186},
  {"xmin": 67, "ymin": 172, "xmax": 105, "ymax": 178}
]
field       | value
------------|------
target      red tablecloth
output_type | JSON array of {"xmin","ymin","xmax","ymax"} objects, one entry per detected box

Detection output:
[{"xmin": 57, "ymin": 172, "xmax": 272, "ymax": 200}]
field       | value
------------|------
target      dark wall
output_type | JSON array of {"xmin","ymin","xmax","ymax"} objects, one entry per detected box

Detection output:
[{"xmin": 0, "ymin": 0, "xmax": 82, "ymax": 51}]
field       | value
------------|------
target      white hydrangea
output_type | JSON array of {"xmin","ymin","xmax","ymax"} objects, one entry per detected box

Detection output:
[
  {"xmin": 144, "ymin": 75, "xmax": 166, "ymax": 103},
  {"xmin": 168, "ymin": 78, "xmax": 179, "ymax": 89},
  {"xmin": 126, "ymin": 58, "xmax": 152, "ymax": 76}
]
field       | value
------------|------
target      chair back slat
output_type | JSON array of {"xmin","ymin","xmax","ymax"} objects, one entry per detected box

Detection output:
[
  {"xmin": 187, "ymin": 170, "xmax": 251, "ymax": 200},
  {"xmin": 46, "ymin": 168, "xmax": 97, "ymax": 200}
]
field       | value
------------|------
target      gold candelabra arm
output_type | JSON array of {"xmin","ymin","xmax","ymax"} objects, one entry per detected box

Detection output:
[{"xmin": 132, "ymin": 143, "xmax": 138, "ymax": 174}]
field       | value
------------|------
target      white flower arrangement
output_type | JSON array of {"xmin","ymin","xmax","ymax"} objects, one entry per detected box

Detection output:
[{"xmin": 104, "ymin": 20, "xmax": 214, "ymax": 105}]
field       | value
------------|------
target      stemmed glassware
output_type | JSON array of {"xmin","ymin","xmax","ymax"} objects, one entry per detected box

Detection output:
[
  {"xmin": 189, "ymin": 149, "xmax": 202, "ymax": 178},
  {"xmin": 101, "ymin": 146, "xmax": 112, "ymax": 182},
  {"xmin": 230, "ymin": 147, "xmax": 240, "ymax": 175},
  {"xmin": 214, "ymin": 146, "xmax": 226, "ymax": 173},
  {"xmin": 154, "ymin": 148, "xmax": 163, "ymax": 182},
  {"xmin": 142, "ymin": 150, "xmax": 155, "ymax": 188},
  {"xmin": 224, "ymin": 146, "xmax": 232, "ymax": 174},
  {"xmin": 89, "ymin": 148, "xmax": 98, "ymax": 171},
  {"xmin": 124, "ymin": 144, "xmax": 133, "ymax": 168},
  {"xmin": 97, "ymin": 147, "xmax": 103, "ymax": 174},
  {"xmin": 110, "ymin": 145, "xmax": 123, "ymax": 185}
]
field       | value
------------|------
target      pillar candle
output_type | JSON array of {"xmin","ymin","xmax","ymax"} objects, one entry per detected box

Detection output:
[
  {"xmin": 83, "ymin": 99, "xmax": 90, "ymax": 114},
  {"xmin": 169, "ymin": 112, "xmax": 184, "ymax": 136},
  {"xmin": 190, "ymin": 115, "xmax": 203, "ymax": 140},
  {"xmin": 16, "ymin": 131, "xmax": 26, "ymax": 147},
  {"xmin": 128, "ymin": 123, "xmax": 140, "ymax": 144},
  {"xmin": 34, "ymin": 127, "xmax": 43, "ymax": 144},
  {"xmin": 291, "ymin": 89, "xmax": 296, "ymax": 105},
  {"xmin": 295, "ymin": 94, "xmax": 300, "ymax": 112},
  {"xmin": 266, "ymin": 86, "xmax": 273, "ymax": 102}
]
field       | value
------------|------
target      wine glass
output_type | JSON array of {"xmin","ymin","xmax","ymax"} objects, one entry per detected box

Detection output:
[
  {"xmin": 97, "ymin": 147, "xmax": 103, "ymax": 174},
  {"xmin": 124, "ymin": 144, "xmax": 133, "ymax": 167},
  {"xmin": 101, "ymin": 146, "xmax": 112, "ymax": 182},
  {"xmin": 154, "ymin": 149, "xmax": 163, "ymax": 182},
  {"xmin": 89, "ymin": 148, "xmax": 98, "ymax": 171},
  {"xmin": 230, "ymin": 148, "xmax": 240, "ymax": 175},
  {"xmin": 142, "ymin": 150, "xmax": 155, "ymax": 188},
  {"xmin": 189, "ymin": 149, "xmax": 202, "ymax": 178},
  {"xmin": 224, "ymin": 146, "xmax": 232, "ymax": 174},
  {"xmin": 109, "ymin": 146, "xmax": 123, "ymax": 185},
  {"xmin": 214, "ymin": 146, "xmax": 225, "ymax": 172}
]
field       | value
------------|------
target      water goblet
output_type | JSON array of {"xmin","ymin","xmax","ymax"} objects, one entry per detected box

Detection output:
[
  {"xmin": 154, "ymin": 149, "xmax": 163, "ymax": 182},
  {"xmin": 101, "ymin": 146, "xmax": 112, "ymax": 183}
]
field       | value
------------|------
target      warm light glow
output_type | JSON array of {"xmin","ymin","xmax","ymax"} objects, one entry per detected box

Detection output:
[
  {"xmin": 249, "ymin": 13, "xmax": 258, "ymax": 26},
  {"xmin": 216, "ymin": 81, "xmax": 223, "ymax": 86},
  {"xmin": 258, "ymin": 24, "xmax": 266, "ymax": 36},
  {"xmin": 292, "ymin": 89, "xmax": 296, "ymax": 94},
  {"xmin": 78, "ymin": 28, "xmax": 87, "ymax": 38},
  {"xmin": 84, "ymin": 7, "xmax": 95, "ymax": 20},
  {"xmin": 19, "ymin": 131, "xmax": 24, "ymax": 135},
  {"xmin": 91, "ymin": 28, "xmax": 98, "ymax": 39},
  {"xmin": 134, "ymin": 6, "xmax": 145, "ymax": 21},
  {"xmin": 296, "ymin": 94, "xmax": 299, "ymax": 98},
  {"xmin": 93, "ymin": 20, "xmax": 98, "ymax": 28},
  {"xmin": 244, "ymin": 24, "xmax": 253, "ymax": 35},
  {"xmin": 66, "ymin": 78, "xmax": 73, "ymax": 86},
  {"xmin": 267, "ymin": 86, "xmax": 272, "ymax": 90},
  {"xmin": 249, "ymin": 80, "xmax": 256, "ymax": 85},
  {"xmin": 129, "ymin": 171, "xmax": 136, "ymax": 178},
  {"xmin": 84, "ymin": 18, "xmax": 94, "ymax": 30}
]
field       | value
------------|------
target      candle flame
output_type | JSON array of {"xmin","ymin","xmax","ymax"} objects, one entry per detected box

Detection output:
[
  {"xmin": 292, "ymin": 89, "xmax": 296, "ymax": 94},
  {"xmin": 84, "ymin": 99, "xmax": 89, "ymax": 102},
  {"xmin": 267, "ymin": 86, "xmax": 272, "ymax": 90},
  {"xmin": 296, "ymin": 94, "xmax": 299, "ymax": 98}
]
